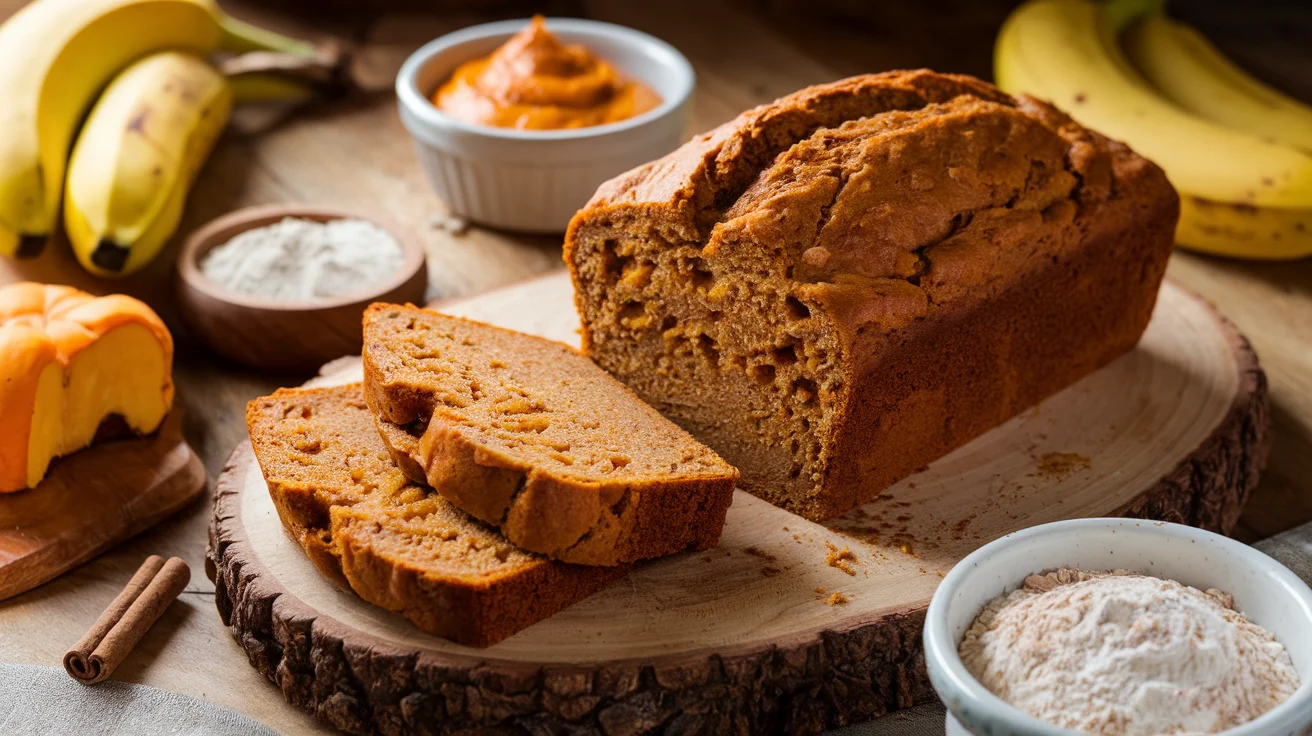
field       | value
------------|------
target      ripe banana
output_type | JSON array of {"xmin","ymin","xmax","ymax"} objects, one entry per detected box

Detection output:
[
  {"xmin": 995, "ymin": 0, "xmax": 1312, "ymax": 259},
  {"xmin": 64, "ymin": 53, "xmax": 232, "ymax": 277},
  {"xmin": 0, "ymin": 0, "xmax": 312, "ymax": 261},
  {"xmin": 1120, "ymin": 2, "xmax": 1312, "ymax": 155}
]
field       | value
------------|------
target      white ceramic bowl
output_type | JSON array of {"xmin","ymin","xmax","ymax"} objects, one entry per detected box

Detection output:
[
  {"xmin": 395, "ymin": 17, "xmax": 694, "ymax": 233},
  {"xmin": 925, "ymin": 518, "xmax": 1312, "ymax": 736}
]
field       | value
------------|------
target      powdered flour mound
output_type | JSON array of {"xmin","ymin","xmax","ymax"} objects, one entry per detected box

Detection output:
[{"xmin": 959, "ymin": 569, "xmax": 1299, "ymax": 735}]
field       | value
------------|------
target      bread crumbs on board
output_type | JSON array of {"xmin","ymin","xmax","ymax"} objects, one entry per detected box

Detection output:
[
  {"xmin": 825, "ymin": 542, "xmax": 858, "ymax": 575},
  {"xmin": 1033, "ymin": 452, "xmax": 1091, "ymax": 480},
  {"xmin": 824, "ymin": 592, "xmax": 849, "ymax": 606}
]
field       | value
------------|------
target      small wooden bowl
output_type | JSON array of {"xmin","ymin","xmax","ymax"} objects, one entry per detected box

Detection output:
[{"xmin": 176, "ymin": 205, "xmax": 428, "ymax": 373}]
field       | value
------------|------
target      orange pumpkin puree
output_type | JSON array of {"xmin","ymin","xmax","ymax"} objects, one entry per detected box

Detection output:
[{"xmin": 433, "ymin": 16, "xmax": 661, "ymax": 130}]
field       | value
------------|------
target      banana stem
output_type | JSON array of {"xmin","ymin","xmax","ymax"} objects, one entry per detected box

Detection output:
[
  {"xmin": 228, "ymin": 73, "xmax": 316, "ymax": 104},
  {"xmin": 219, "ymin": 15, "xmax": 318, "ymax": 57},
  {"xmin": 1104, "ymin": 0, "xmax": 1167, "ymax": 32}
]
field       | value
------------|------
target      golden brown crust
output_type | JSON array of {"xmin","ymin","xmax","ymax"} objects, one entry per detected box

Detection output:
[
  {"xmin": 361, "ymin": 304, "xmax": 738, "ymax": 565},
  {"xmin": 564, "ymin": 71, "xmax": 1178, "ymax": 520},
  {"xmin": 245, "ymin": 384, "xmax": 626, "ymax": 646}
]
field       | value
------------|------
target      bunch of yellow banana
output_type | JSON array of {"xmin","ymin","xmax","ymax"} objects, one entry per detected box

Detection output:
[
  {"xmin": 0, "ymin": 0, "xmax": 315, "ymax": 275},
  {"xmin": 64, "ymin": 53, "xmax": 233, "ymax": 276},
  {"xmin": 995, "ymin": 0, "xmax": 1312, "ymax": 259}
]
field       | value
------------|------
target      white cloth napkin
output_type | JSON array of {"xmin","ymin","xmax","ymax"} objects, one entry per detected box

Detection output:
[{"xmin": 0, "ymin": 662, "xmax": 276, "ymax": 735}]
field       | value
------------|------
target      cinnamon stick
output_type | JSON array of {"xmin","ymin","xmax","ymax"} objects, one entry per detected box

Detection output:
[{"xmin": 63, "ymin": 555, "xmax": 191, "ymax": 684}]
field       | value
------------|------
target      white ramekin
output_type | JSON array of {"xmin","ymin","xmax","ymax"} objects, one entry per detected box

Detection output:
[
  {"xmin": 395, "ymin": 18, "xmax": 694, "ymax": 233},
  {"xmin": 925, "ymin": 518, "xmax": 1312, "ymax": 736}
]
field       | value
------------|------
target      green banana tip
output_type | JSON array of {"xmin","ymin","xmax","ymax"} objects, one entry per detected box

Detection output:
[
  {"xmin": 218, "ymin": 16, "xmax": 319, "ymax": 58},
  {"xmin": 1103, "ymin": 0, "xmax": 1167, "ymax": 31}
]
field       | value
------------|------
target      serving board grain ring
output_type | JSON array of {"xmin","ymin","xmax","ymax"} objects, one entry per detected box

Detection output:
[{"xmin": 208, "ymin": 271, "xmax": 1267, "ymax": 735}]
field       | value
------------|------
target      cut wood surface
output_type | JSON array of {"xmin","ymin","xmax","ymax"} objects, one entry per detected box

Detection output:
[
  {"xmin": 0, "ymin": 410, "xmax": 205, "ymax": 601},
  {"xmin": 208, "ymin": 272, "xmax": 1267, "ymax": 733}
]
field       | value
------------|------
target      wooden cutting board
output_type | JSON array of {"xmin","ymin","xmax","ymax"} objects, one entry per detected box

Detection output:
[
  {"xmin": 208, "ymin": 271, "xmax": 1267, "ymax": 734},
  {"xmin": 0, "ymin": 410, "xmax": 206, "ymax": 601}
]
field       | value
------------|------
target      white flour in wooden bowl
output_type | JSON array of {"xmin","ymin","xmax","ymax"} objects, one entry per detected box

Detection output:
[
  {"xmin": 959, "ymin": 569, "xmax": 1300, "ymax": 735},
  {"xmin": 200, "ymin": 217, "xmax": 404, "ymax": 302}
]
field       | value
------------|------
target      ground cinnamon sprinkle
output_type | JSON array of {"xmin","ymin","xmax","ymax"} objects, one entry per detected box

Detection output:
[
  {"xmin": 825, "ymin": 542, "xmax": 858, "ymax": 575},
  {"xmin": 1033, "ymin": 451, "xmax": 1091, "ymax": 480}
]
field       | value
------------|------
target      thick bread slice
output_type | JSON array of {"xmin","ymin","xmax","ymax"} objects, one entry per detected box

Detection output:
[
  {"xmin": 361, "ymin": 304, "xmax": 739, "ymax": 567},
  {"xmin": 245, "ymin": 384, "xmax": 625, "ymax": 647}
]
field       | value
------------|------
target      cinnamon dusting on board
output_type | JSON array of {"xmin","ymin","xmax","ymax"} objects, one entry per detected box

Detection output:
[{"xmin": 1033, "ymin": 452, "xmax": 1091, "ymax": 480}]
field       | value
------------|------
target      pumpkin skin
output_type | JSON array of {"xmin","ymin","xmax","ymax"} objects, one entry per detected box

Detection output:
[{"xmin": 0, "ymin": 283, "xmax": 173, "ymax": 492}]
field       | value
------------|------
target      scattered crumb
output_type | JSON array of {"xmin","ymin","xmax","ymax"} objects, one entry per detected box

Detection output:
[
  {"xmin": 782, "ymin": 526, "xmax": 789, "ymax": 532},
  {"xmin": 761, "ymin": 566, "xmax": 782, "ymax": 577},
  {"xmin": 700, "ymin": 555, "xmax": 713, "ymax": 563},
  {"xmin": 951, "ymin": 516, "xmax": 973, "ymax": 541},
  {"xmin": 898, "ymin": 542, "xmax": 919, "ymax": 558},
  {"xmin": 743, "ymin": 545, "xmax": 778, "ymax": 563},
  {"xmin": 824, "ymin": 592, "xmax": 849, "ymax": 606},
  {"xmin": 825, "ymin": 542, "xmax": 858, "ymax": 575},
  {"xmin": 936, "ymin": 570, "xmax": 944, "ymax": 578},
  {"xmin": 429, "ymin": 212, "xmax": 469, "ymax": 235},
  {"xmin": 918, "ymin": 567, "xmax": 927, "ymax": 574},
  {"xmin": 793, "ymin": 534, "xmax": 803, "ymax": 544},
  {"xmin": 1033, "ymin": 451, "xmax": 1091, "ymax": 480},
  {"xmin": 815, "ymin": 586, "xmax": 827, "ymax": 595}
]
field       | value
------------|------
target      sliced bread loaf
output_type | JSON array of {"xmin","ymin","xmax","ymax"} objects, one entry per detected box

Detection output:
[
  {"xmin": 361, "ymin": 304, "xmax": 739, "ymax": 567},
  {"xmin": 245, "ymin": 383, "xmax": 625, "ymax": 647},
  {"xmin": 565, "ymin": 70, "xmax": 1176, "ymax": 520}
]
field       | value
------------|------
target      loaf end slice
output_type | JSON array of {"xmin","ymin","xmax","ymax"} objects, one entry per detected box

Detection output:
[
  {"xmin": 361, "ymin": 304, "xmax": 739, "ymax": 566},
  {"xmin": 246, "ymin": 384, "xmax": 626, "ymax": 647}
]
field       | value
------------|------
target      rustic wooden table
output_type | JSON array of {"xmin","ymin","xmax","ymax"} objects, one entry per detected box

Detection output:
[{"xmin": 0, "ymin": 1, "xmax": 1309, "ymax": 733}]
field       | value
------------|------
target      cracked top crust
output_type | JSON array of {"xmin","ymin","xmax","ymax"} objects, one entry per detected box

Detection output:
[
  {"xmin": 571, "ymin": 70, "xmax": 1169, "ymax": 338},
  {"xmin": 361, "ymin": 304, "xmax": 738, "ymax": 566}
]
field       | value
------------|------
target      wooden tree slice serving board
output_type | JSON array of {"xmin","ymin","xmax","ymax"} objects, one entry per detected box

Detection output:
[
  {"xmin": 0, "ymin": 410, "xmax": 205, "ymax": 601},
  {"xmin": 209, "ymin": 272, "xmax": 1267, "ymax": 735}
]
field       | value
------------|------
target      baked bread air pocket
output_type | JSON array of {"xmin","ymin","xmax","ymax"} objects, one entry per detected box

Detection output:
[
  {"xmin": 361, "ymin": 304, "xmax": 739, "ymax": 567},
  {"xmin": 246, "ymin": 383, "xmax": 626, "ymax": 647}
]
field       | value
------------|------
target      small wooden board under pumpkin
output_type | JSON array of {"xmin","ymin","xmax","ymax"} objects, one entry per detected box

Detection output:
[
  {"xmin": 0, "ymin": 410, "xmax": 206, "ymax": 601},
  {"xmin": 209, "ymin": 271, "xmax": 1267, "ymax": 734}
]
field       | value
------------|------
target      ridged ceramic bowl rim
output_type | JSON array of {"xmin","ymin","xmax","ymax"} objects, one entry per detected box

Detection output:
[
  {"xmin": 177, "ymin": 204, "xmax": 426, "ymax": 311},
  {"xmin": 394, "ymin": 17, "xmax": 695, "ymax": 143},
  {"xmin": 924, "ymin": 518, "xmax": 1312, "ymax": 736}
]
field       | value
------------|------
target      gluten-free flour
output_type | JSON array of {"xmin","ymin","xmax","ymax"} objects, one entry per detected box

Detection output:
[
  {"xmin": 200, "ymin": 217, "xmax": 405, "ymax": 302},
  {"xmin": 959, "ymin": 569, "xmax": 1299, "ymax": 735}
]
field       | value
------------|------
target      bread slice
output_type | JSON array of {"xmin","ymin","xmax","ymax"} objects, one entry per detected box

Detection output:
[
  {"xmin": 565, "ymin": 70, "xmax": 1176, "ymax": 520},
  {"xmin": 245, "ymin": 384, "xmax": 625, "ymax": 647},
  {"xmin": 361, "ymin": 304, "xmax": 738, "ymax": 567}
]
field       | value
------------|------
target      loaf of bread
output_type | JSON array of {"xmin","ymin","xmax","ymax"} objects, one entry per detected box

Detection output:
[
  {"xmin": 361, "ymin": 304, "xmax": 738, "ymax": 566},
  {"xmin": 246, "ymin": 384, "xmax": 625, "ymax": 647},
  {"xmin": 564, "ymin": 70, "xmax": 1178, "ymax": 520}
]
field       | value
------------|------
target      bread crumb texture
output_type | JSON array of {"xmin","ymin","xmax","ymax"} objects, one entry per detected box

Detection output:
[{"xmin": 824, "ymin": 541, "xmax": 858, "ymax": 575}]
